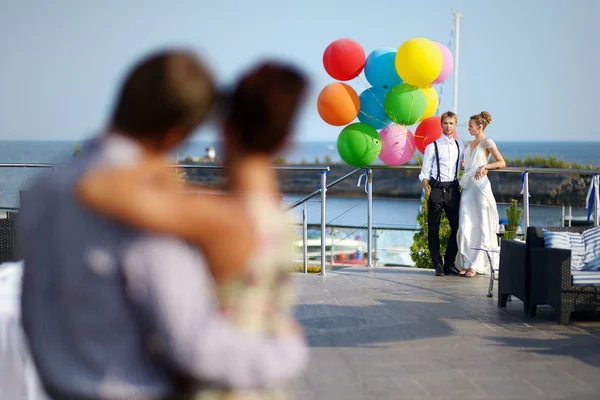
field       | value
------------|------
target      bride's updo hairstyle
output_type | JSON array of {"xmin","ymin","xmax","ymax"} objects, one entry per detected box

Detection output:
[{"xmin": 469, "ymin": 111, "xmax": 492, "ymax": 130}]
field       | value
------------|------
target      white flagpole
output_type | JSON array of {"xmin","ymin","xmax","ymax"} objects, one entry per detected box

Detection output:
[{"xmin": 452, "ymin": 11, "xmax": 462, "ymax": 115}]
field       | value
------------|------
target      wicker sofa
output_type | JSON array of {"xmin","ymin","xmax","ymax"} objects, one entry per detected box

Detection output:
[
  {"xmin": 497, "ymin": 226, "xmax": 597, "ymax": 323},
  {"xmin": 527, "ymin": 226, "xmax": 600, "ymax": 324}
]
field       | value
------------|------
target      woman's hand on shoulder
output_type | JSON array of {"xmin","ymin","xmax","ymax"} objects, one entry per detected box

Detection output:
[{"xmin": 76, "ymin": 158, "xmax": 183, "ymax": 224}]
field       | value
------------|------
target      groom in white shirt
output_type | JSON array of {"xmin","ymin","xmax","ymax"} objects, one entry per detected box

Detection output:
[{"xmin": 419, "ymin": 111, "xmax": 463, "ymax": 276}]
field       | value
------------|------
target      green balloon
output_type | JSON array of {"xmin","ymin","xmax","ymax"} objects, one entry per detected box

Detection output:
[
  {"xmin": 337, "ymin": 123, "xmax": 382, "ymax": 167},
  {"xmin": 384, "ymin": 83, "xmax": 427, "ymax": 125}
]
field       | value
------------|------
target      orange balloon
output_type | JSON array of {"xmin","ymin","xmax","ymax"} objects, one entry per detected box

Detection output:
[{"xmin": 317, "ymin": 83, "xmax": 360, "ymax": 126}]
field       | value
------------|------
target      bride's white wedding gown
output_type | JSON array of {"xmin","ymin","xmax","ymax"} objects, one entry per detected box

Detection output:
[{"xmin": 457, "ymin": 138, "xmax": 500, "ymax": 275}]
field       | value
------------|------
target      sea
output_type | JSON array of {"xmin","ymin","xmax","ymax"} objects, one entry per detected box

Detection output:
[{"xmin": 1, "ymin": 139, "xmax": 598, "ymax": 265}]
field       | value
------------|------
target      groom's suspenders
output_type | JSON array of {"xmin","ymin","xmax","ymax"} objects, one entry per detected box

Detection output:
[
  {"xmin": 433, "ymin": 140, "xmax": 460, "ymax": 182},
  {"xmin": 455, "ymin": 140, "xmax": 460, "ymax": 180}
]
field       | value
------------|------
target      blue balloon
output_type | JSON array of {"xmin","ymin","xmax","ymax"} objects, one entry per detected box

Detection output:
[
  {"xmin": 364, "ymin": 47, "xmax": 403, "ymax": 90},
  {"xmin": 358, "ymin": 87, "xmax": 391, "ymax": 130}
]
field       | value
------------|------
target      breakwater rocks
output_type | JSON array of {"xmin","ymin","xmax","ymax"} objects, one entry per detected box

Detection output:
[{"xmin": 180, "ymin": 163, "xmax": 596, "ymax": 207}]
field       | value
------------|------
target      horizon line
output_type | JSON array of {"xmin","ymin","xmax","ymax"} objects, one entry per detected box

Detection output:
[{"xmin": 1, "ymin": 138, "xmax": 599, "ymax": 143}]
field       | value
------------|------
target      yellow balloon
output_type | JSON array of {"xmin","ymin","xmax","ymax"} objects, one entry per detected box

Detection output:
[
  {"xmin": 419, "ymin": 86, "xmax": 439, "ymax": 121},
  {"xmin": 395, "ymin": 38, "xmax": 443, "ymax": 87}
]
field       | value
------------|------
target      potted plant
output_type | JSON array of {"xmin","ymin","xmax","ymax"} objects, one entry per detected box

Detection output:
[{"xmin": 505, "ymin": 198, "xmax": 523, "ymax": 240}]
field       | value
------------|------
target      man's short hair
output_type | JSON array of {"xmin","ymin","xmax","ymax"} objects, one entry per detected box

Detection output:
[
  {"xmin": 440, "ymin": 111, "xmax": 457, "ymax": 123},
  {"xmin": 109, "ymin": 50, "xmax": 216, "ymax": 142}
]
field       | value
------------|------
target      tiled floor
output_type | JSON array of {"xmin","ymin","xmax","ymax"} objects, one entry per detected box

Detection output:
[{"xmin": 291, "ymin": 266, "xmax": 600, "ymax": 399}]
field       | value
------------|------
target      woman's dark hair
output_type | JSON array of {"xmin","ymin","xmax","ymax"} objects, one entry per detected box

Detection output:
[
  {"xmin": 109, "ymin": 50, "xmax": 216, "ymax": 143},
  {"xmin": 224, "ymin": 62, "xmax": 308, "ymax": 155}
]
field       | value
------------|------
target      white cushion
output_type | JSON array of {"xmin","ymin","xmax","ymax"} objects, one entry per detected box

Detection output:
[
  {"xmin": 542, "ymin": 230, "xmax": 585, "ymax": 271},
  {"xmin": 571, "ymin": 270, "xmax": 600, "ymax": 286},
  {"xmin": 0, "ymin": 260, "xmax": 48, "ymax": 399},
  {"xmin": 0, "ymin": 261, "xmax": 24, "ymax": 315},
  {"xmin": 582, "ymin": 227, "xmax": 600, "ymax": 271}
]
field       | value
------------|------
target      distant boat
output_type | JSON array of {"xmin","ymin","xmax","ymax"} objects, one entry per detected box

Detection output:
[
  {"xmin": 327, "ymin": 145, "xmax": 334, "ymax": 151},
  {"xmin": 293, "ymin": 236, "xmax": 367, "ymax": 261}
]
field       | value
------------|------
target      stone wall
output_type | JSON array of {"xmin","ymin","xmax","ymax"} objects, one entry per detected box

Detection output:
[{"xmin": 181, "ymin": 164, "xmax": 594, "ymax": 207}]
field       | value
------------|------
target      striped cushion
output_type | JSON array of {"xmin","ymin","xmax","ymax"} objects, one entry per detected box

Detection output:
[
  {"xmin": 571, "ymin": 270, "xmax": 600, "ymax": 286},
  {"xmin": 542, "ymin": 230, "xmax": 585, "ymax": 271},
  {"xmin": 582, "ymin": 227, "xmax": 600, "ymax": 271}
]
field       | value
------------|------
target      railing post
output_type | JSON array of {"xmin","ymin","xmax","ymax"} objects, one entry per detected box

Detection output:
[
  {"xmin": 330, "ymin": 226, "xmax": 335, "ymax": 266},
  {"xmin": 373, "ymin": 229, "xmax": 379, "ymax": 266},
  {"xmin": 320, "ymin": 170, "xmax": 327, "ymax": 276},
  {"xmin": 303, "ymin": 203, "xmax": 308, "ymax": 273},
  {"xmin": 523, "ymin": 171, "xmax": 530, "ymax": 229},
  {"xmin": 367, "ymin": 168, "xmax": 374, "ymax": 268},
  {"xmin": 568, "ymin": 205, "xmax": 573, "ymax": 227},
  {"xmin": 594, "ymin": 175, "xmax": 600, "ymax": 226}
]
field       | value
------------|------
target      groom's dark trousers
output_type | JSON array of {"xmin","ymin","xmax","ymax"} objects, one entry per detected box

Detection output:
[{"xmin": 428, "ymin": 178, "xmax": 461, "ymax": 275}]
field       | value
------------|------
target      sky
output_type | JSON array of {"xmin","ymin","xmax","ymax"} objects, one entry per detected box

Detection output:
[{"xmin": 1, "ymin": 0, "xmax": 599, "ymax": 142}]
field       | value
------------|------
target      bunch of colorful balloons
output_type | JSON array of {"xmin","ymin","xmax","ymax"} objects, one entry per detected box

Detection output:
[{"xmin": 317, "ymin": 37, "xmax": 455, "ymax": 167}]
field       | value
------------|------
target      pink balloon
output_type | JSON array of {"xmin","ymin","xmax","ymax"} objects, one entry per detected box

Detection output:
[
  {"xmin": 378, "ymin": 125, "xmax": 416, "ymax": 166},
  {"xmin": 432, "ymin": 42, "xmax": 454, "ymax": 84}
]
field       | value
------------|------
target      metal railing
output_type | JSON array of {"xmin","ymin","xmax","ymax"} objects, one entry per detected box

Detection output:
[
  {"xmin": 283, "ymin": 168, "xmax": 363, "ymax": 275},
  {"xmin": 364, "ymin": 164, "xmax": 600, "ymax": 229},
  {"xmin": 1, "ymin": 162, "xmax": 599, "ymax": 275}
]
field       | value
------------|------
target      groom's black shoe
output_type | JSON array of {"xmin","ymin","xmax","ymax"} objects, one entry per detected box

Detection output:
[
  {"xmin": 444, "ymin": 265, "xmax": 461, "ymax": 275},
  {"xmin": 434, "ymin": 264, "xmax": 445, "ymax": 276}
]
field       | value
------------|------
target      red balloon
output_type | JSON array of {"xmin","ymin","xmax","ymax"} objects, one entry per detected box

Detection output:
[
  {"xmin": 323, "ymin": 39, "xmax": 365, "ymax": 81},
  {"xmin": 414, "ymin": 116, "xmax": 458, "ymax": 154}
]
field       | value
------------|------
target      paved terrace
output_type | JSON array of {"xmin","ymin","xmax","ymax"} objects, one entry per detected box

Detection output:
[{"xmin": 291, "ymin": 266, "xmax": 600, "ymax": 400}]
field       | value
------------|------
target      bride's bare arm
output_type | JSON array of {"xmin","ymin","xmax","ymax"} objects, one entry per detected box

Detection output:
[
  {"xmin": 475, "ymin": 140, "xmax": 506, "ymax": 179},
  {"xmin": 76, "ymin": 164, "xmax": 255, "ymax": 281},
  {"xmin": 484, "ymin": 143, "xmax": 507, "ymax": 170}
]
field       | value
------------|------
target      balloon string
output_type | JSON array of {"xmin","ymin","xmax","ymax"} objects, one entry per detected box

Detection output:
[
  {"xmin": 355, "ymin": 75, "xmax": 403, "ymax": 127},
  {"xmin": 355, "ymin": 75, "xmax": 423, "ymax": 169},
  {"xmin": 357, "ymin": 110, "xmax": 390, "ymax": 127}
]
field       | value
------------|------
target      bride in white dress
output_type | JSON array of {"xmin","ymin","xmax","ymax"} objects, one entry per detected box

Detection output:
[{"xmin": 457, "ymin": 111, "xmax": 506, "ymax": 277}]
